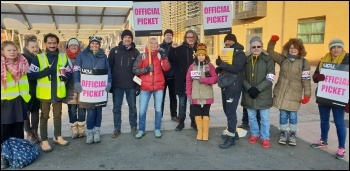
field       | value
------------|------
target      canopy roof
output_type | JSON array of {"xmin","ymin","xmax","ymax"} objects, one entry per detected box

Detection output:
[{"xmin": 1, "ymin": 1, "xmax": 132, "ymax": 41}]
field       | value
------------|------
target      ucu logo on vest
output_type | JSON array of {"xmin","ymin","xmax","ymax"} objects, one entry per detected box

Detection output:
[
  {"xmin": 322, "ymin": 63, "xmax": 336, "ymax": 69},
  {"xmin": 81, "ymin": 69, "xmax": 93, "ymax": 74}
]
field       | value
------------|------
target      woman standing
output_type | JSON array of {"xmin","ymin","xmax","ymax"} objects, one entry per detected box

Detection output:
[
  {"xmin": 63, "ymin": 38, "xmax": 86, "ymax": 139},
  {"xmin": 311, "ymin": 38, "xmax": 349, "ymax": 160},
  {"xmin": 73, "ymin": 35, "xmax": 112, "ymax": 144},
  {"xmin": 22, "ymin": 35, "xmax": 41, "ymax": 144},
  {"xmin": 267, "ymin": 35, "xmax": 311, "ymax": 146},
  {"xmin": 242, "ymin": 36, "xmax": 275, "ymax": 148},
  {"xmin": 1, "ymin": 41, "xmax": 30, "ymax": 169},
  {"xmin": 132, "ymin": 37, "xmax": 170, "ymax": 138}
]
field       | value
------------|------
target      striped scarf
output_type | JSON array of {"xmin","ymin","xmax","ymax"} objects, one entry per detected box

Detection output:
[{"xmin": 1, "ymin": 54, "xmax": 29, "ymax": 89}]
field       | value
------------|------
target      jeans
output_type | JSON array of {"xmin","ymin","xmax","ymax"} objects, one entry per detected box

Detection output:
[
  {"xmin": 161, "ymin": 78, "xmax": 177, "ymax": 118},
  {"xmin": 112, "ymin": 87, "xmax": 137, "ymax": 130},
  {"xmin": 318, "ymin": 104, "xmax": 347, "ymax": 149},
  {"xmin": 138, "ymin": 90, "xmax": 163, "ymax": 132},
  {"xmin": 86, "ymin": 107, "xmax": 102, "ymax": 130},
  {"xmin": 67, "ymin": 104, "xmax": 86, "ymax": 123},
  {"xmin": 248, "ymin": 108, "xmax": 270, "ymax": 140},
  {"xmin": 279, "ymin": 109, "xmax": 298, "ymax": 131},
  {"xmin": 221, "ymin": 89, "xmax": 241, "ymax": 134}
]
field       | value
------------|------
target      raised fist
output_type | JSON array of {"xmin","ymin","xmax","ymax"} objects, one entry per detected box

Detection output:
[
  {"xmin": 172, "ymin": 42, "xmax": 178, "ymax": 48},
  {"xmin": 270, "ymin": 35, "xmax": 280, "ymax": 42}
]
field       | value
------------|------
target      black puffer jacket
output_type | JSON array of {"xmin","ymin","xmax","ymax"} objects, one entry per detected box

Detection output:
[
  {"xmin": 217, "ymin": 42, "xmax": 247, "ymax": 92},
  {"xmin": 160, "ymin": 40, "xmax": 177, "ymax": 79},
  {"xmin": 168, "ymin": 42, "xmax": 197, "ymax": 95},
  {"xmin": 108, "ymin": 41, "xmax": 140, "ymax": 89}
]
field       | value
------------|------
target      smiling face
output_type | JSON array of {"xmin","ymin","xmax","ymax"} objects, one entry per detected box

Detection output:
[
  {"xmin": 26, "ymin": 41, "xmax": 39, "ymax": 55},
  {"xmin": 45, "ymin": 37, "xmax": 58, "ymax": 52},
  {"xmin": 185, "ymin": 32, "xmax": 195, "ymax": 46},
  {"xmin": 123, "ymin": 35, "xmax": 132, "ymax": 46},
  {"xmin": 197, "ymin": 54, "xmax": 206, "ymax": 62},
  {"xmin": 2, "ymin": 44, "xmax": 18, "ymax": 61},
  {"xmin": 69, "ymin": 44, "xmax": 79, "ymax": 53},
  {"xmin": 250, "ymin": 41, "xmax": 262, "ymax": 56},
  {"xmin": 164, "ymin": 33, "xmax": 173, "ymax": 44},
  {"xmin": 289, "ymin": 44, "xmax": 299, "ymax": 55},
  {"xmin": 148, "ymin": 38, "xmax": 159, "ymax": 52},
  {"xmin": 330, "ymin": 46, "xmax": 343, "ymax": 57},
  {"xmin": 89, "ymin": 41, "xmax": 100, "ymax": 51}
]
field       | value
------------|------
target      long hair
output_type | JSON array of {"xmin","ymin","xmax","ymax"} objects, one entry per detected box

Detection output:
[
  {"xmin": 183, "ymin": 30, "xmax": 200, "ymax": 44},
  {"xmin": 282, "ymin": 38, "xmax": 307, "ymax": 58}
]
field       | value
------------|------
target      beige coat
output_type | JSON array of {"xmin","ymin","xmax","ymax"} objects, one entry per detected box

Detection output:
[{"xmin": 267, "ymin": 41, "xmax": 311, "ymax": 111}]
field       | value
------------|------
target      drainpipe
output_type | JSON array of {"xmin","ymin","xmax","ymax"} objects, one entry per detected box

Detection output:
[{"xmin": 281, "ymin": 1, "xmax": 286, "ymax": 51}]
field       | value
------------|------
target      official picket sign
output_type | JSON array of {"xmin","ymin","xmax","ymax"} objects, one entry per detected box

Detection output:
[
  {"xmin": 79, "ymin": 69, "xmax": 108, "ymax": 108},
  {"xmin": 316, "ymin": 62, "xmax": 349, "ymax": 107},
  {"xmin": 133, "ymin": 1, "xmax": 162, "ymax": 37},
  {"xmin": 203, "ymin": 1, "xmax": 233, "ymax": 36}
]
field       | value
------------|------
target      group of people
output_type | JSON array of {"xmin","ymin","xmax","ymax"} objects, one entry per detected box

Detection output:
[{"xmin": 1, "ymin": 27, "xmax": 349, "ymax": 169}]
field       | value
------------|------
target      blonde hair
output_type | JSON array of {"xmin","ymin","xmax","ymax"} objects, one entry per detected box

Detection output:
[
  {"xmin": 24, "ymin": 34, "xmax": 38, "ymax": 47},
  {"xmin": 1, "ymin": 41, "xmax": 19, "ymax": 57},
  {"xmin": 145, "ymin": 37, "xmax": 159, "ymax": 49}
]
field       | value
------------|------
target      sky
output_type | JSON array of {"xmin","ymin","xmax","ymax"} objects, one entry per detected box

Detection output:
[{"xmin": 1, "ymin": 1, "xmax": 133, "ymax": 7}]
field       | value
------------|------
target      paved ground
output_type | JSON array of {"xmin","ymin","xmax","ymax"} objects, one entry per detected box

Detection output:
[{"xmin": 18, "ymin": 66, "xmax": 349, "ymax": 170}]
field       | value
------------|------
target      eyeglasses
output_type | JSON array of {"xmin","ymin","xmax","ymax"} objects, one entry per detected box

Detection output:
[
  {"xmin": 252, "ymin": 46, "xmax": 261, "ymax": 49},
  {"xmin": 186, "ymin": 36, "xmax": 194, "ymax": 39}
]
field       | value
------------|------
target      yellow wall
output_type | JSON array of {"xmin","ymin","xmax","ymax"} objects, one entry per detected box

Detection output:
[{"xmin": 215, "ymin": 1, "xmax": 349, "ymax": 65}]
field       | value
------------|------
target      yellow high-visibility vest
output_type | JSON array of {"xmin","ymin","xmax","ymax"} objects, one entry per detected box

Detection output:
[
  {"xmin": 1, "ymin": 71, "xmax": 31, "ymax": 102},
  {"xmin": 36, "ymin": 53, "xmax": 68, "ymax": 100}
]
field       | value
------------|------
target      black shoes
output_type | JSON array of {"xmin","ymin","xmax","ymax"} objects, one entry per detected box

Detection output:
[
  {"xmin": 219, "ymin": 135, "xmax": 236, "ymax": 149},
  {"xmin": 175, "ymin": 122, "xmax": 185, "ymax": 131}
]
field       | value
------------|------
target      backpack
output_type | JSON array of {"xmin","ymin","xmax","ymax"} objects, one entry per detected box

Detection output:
[{"xmin": 1, "ymin": 137, "xmax": 40, "ymax": 169}]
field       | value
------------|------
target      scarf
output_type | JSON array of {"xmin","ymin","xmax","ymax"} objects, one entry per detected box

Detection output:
[
  {"xmin": 66, "ymin": 48, "xmax": 80, "ymax": 59},
  {"xmin": 318, "ymin": 50, "xmax": 347, "ymax": 72},
  {"xmin": 287, "ymin": 53, "xmax": 298, "ymax": 61},
  {"xmin": 1, "ymin": 54, "xmax": 30, "ymax": 89}
]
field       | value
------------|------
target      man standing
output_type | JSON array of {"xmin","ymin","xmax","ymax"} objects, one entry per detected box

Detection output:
[
  {"xmin": 160, "ymin": 29, "xmax": 179, "ymax": 122},
  {"xmin": 28, "ymin": 33, "xmax": 71, "ymax": 152},
  {"xmin": 216, "ymin": 33, "xmax": 247, "ymax": 149},
  {"xmin": 108, "ymin": 29, "xmax": 140, "ymax": 137}
]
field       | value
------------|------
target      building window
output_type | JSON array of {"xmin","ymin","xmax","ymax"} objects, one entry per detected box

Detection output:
[
  {"xmin": 297, "ymin": 17, "xmax": 325, "ymax": 43},
  {"xmin": 239, "ymin": 1, "xmax": 254, "ymax": 13}
]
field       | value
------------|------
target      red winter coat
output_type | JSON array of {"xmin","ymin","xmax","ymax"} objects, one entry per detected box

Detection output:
[{"xmin": 132, "ymin": 48, "xmax": 170, "ymax": 91}]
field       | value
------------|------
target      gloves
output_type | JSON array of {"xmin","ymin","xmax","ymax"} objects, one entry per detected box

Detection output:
[
  {"xmin": 159, "ymin": 48, "xmax": 167, "ymax": 59},
  {"xmin": 248, "ymin": 87, "xmax": 260, "ymax": 99},
  {"xmin": 59, "ymin": 75, "xmax": 68, "ymax": 81},
  {"xmin": 74, "ymin": 82, "xmax": 83, "ymax": 93},
  {"xmin": 135, "ymin": 85, "xmax": 140, "ymax": 96},
  {"xmin": 345, "ymin": 101, "xmax": 349, "ymax": 113},
  {"xmin": 145, "ymin": 64, "xmax": 154, "ymax": 73},
  {"xmin": 216, "ymin": 56, "xmax": 223, "ymax": 66},
  {"xmin": 301, "ymin": 96, "xmax": 310, "ymax": 104},
  {"xmin": 105, "ymin": 83, "xmax": 112, "ymax": 92},
  {"xmin": 215, "ymin": 67, "xmax": 222, "ymax": 74},
  {"xmin": 270, "ymin": 35, "xmax": 280, "ymax": 42},
  {"xmin": 314, "ymin": 74, "xmax": 325, "ymax": 83}
]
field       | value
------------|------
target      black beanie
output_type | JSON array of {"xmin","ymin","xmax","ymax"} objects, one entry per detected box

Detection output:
[
  {"xmin": 121, "ymin": 29, "xmax": 133, "ymax": 40},
  {"xmin": 224, "ymin": 33, "xmax": 237, "ymax": 42},
  {"xmin": 164, "ymin": 29, "xmax": 173, "ymax": 36}
]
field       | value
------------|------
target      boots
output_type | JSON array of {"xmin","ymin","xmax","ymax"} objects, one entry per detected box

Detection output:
[
  {"xmin": 86, "ymin": 130, "xmax": 94, "ymax": 144},
  {"xmin": 288, "ymin": 131, "xmax": 297, "ymax": 146},
  {"xmin": 53, "ymin": 136, "xmax": 69, "ymax": 146},
  {"xmin": 195, "ymin": 116, "xmax": 203, "ymax": 140},
  {"xmin": 279, "ymin": 130, "xmax": 288, "ymax": 145},
  {"xmin": 175, "ymin": 120, "xmax": 185, "ymax": 131},
  {"xmin": 25, "ymin": 130, "xmax": 37, "ymax": 144},
  {"xmin": 40, "ymin": 140, "xmax": 52, "ymax": 152},
  {"xmin": 219, "ymin": 134, "xmax": 236, "ymax": 149},
  {"xmin": 77, "ymin": 121, "xmax": 86, "ymax": 138},
  {"xmin": 32, "ymin": 129, "xmax": 41, "ymax": 143},
  {"xmin": 94, "ymin": 127, "xmax": 101, "ymax": 143},
  {"xmin": 202, "ymin": 116, "xmax": 210, "ymax": 141},
  {"xmin": 71, "ymin": 122, "xmax": 79, "ymax": 139}
]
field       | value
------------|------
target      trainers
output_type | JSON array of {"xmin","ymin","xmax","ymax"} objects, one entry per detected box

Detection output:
[
  {"xmin": 278, "ymin": 131, "xmax": 288, "ymax": 145},
  {"xmin": 111, "ymin": 129, "xmax": 121, "ymax": 138},
  {"xmin": 311, "ymin": 139, "xmax": 328, "ymax": 148},
  {"xmin": 131, "ymin": 127, "xmax": 138, "ymax": 136},
  {"xmin": 336, "ymin": 148, "xmax": 346, "ymax": 159},
  {"xmin": 171, "ymin": 117, "xmax": 180, "ymax": 123},
  {"xmin": 261, "ymin": 139, "xmax": 270, "ymax": 148},
  {"xmin": 135, "ymin": 130, "xmax": 146, "ymax": 139},
  {"xmin": 249, "ymin": 136, "xmax": 259, "ymax": 144},
  {"xmin": 154, "ymin": 129, "xmax": 162, "ymax": 138},
  {"xmin": 288, "ymin": 132, "xmax": 297, "ymax": 146},
  {"xmin": 175, "ymin": 122, "xmax": 184, "ymax": 131}
]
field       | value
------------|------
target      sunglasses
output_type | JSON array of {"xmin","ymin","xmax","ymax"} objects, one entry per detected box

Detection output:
[{"xmin": 252, "ymin": 46, "xmax": 261, "ymax": 49}]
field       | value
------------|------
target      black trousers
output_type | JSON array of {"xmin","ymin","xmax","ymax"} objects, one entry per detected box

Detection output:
[
  {"xmin": 221, "ymin": 89, "xmax": 241, "ymax": 134},
  {"xmin": 1, "ymin": 122, "xmax": 24, "ymax": 144},
  {"xmin": 193, "ymin": 104, "xmax": 211, "ymax": 116},
  {"xmin": 161, "ymin": 78, "xmax": 177, "ymax": 118}
]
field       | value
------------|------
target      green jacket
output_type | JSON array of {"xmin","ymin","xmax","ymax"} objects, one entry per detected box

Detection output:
[{"xmin": 241, "ymin": 50, "xmax": 275, "ymax": 109}]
